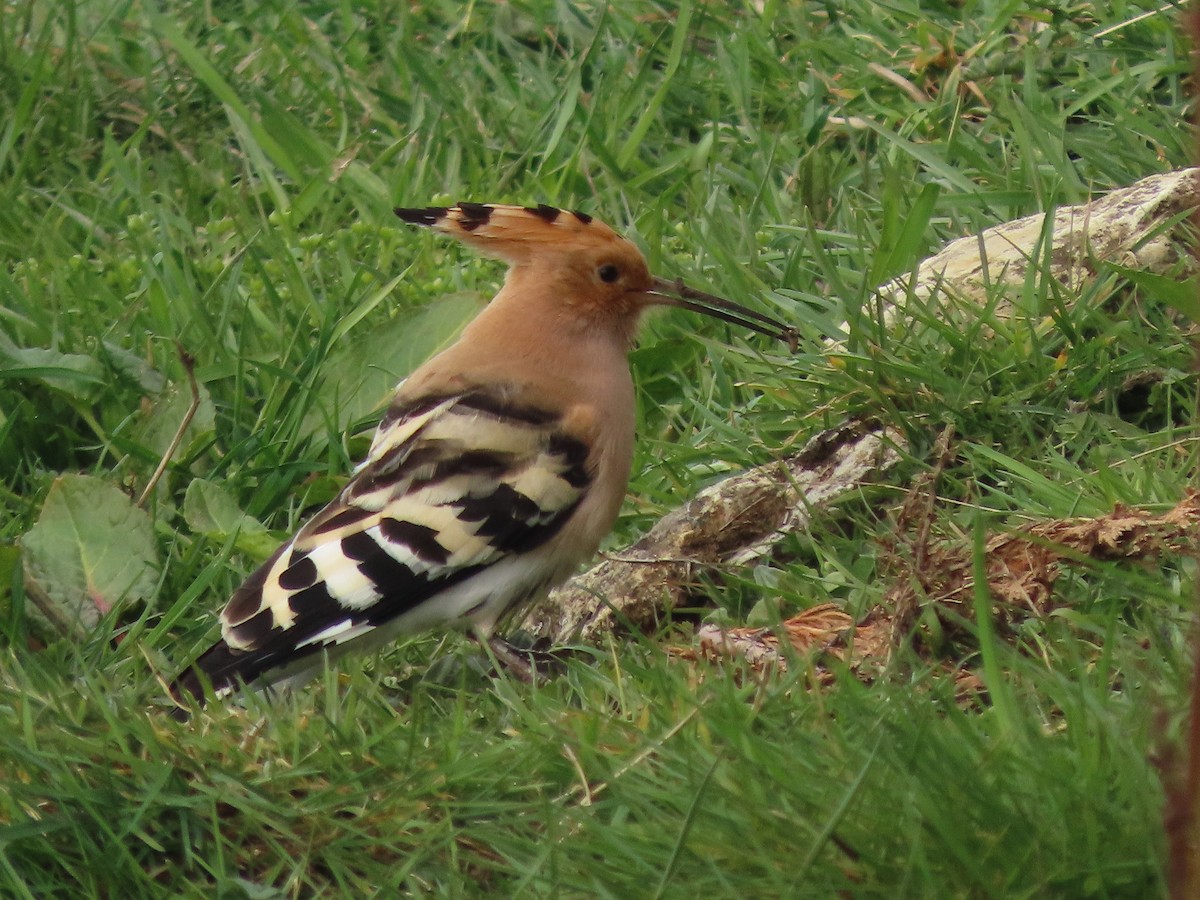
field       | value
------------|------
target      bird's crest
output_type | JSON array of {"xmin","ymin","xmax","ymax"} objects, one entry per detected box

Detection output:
[{"xmin": 395, "ymin": 203, "xmax": 626, "ymax": 263}]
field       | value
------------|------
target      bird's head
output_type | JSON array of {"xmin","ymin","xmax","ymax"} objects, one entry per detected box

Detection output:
[{"xmin": 395, "ymin": 203, "xmax": 796, "ymax": 349}]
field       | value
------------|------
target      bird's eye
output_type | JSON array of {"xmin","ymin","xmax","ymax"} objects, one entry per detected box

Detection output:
[{"xmin": 597, "ymin": 264, "xmax": 620, "ymax": 284}]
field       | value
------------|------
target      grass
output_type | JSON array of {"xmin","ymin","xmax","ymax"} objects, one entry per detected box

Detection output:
[{"xmin": 0, "ymin": 0, "xmax": 1193, "ymax": 895}]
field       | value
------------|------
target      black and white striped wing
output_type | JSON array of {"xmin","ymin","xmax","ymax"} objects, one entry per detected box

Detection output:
[{"xmin": 171, "ymin": 389, "xmax": 591, "ymax": 703}]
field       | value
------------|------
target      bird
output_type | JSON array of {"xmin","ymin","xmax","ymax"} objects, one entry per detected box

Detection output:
[{"xmin": 169, "ymin": 202, "xmax": 795, "ymax": 715}]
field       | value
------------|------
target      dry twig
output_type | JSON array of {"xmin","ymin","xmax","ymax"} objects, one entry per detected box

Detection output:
[{"xmin": 136, "ymin": 344, "xmax": 200, "ymax": 509}]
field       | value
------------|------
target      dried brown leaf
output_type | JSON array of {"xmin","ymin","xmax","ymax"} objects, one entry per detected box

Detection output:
[{"xmin": 685, "ymin": 494, "xmax": 1200, "ymax": 707}]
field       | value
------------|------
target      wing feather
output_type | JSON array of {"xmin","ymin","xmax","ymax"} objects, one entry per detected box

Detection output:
[{"xmin": 171, "ymin": 387, "xmax": 592, "ymax": 705}]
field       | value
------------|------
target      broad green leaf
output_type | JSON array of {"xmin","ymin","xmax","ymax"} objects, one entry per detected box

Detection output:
[
  {"xmin": 182, "ymin": 478, "xmax": 278, "ymax": 562},
  {"xmin": 131, "ymin": 380, "xmax": 217, "ymax": 461},
  {"xmin": 745, "ymin": 596, "xmax": 784, "ymax": 627},
  {"xmin": 0, "ymin": 333, "xmax": 103, "ymax": 400},
  {"xmin": 100, "ymin": 340, "xmax": 167, "ymax": 394},
  {"xmin": 300, "ymin": 292, "xmax": 483, "ymax": 441},
  {"xmin": 21, "ymin": 475, "xmax": 160, "ymax": 637}
]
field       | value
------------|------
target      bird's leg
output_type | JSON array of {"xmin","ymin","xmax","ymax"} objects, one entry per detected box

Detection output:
[
  {"xmin": 474, "ymin": 631, "xmax": 577, "ymax": 685},
  {"xmin": 484, "ymin": 634, "xmax": 539, "ymax": 684}
]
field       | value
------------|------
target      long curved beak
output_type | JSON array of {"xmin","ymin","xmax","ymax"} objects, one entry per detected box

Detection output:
[{"xmin": 645, "ymin": 277, "xmax": 798, "ymax": 351}]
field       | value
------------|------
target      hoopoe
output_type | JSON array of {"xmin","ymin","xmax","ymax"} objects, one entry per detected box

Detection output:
[{"xmin": 170, "ymin": 202, "xmax": 794, "ymax": 715}]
